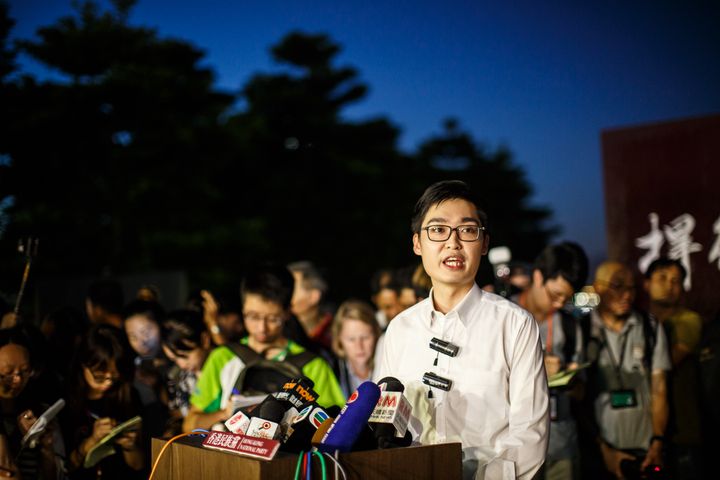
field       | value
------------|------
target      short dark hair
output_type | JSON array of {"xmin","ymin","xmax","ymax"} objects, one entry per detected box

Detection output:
[
  {"xmin": 369, "ymin": 268, "xmax": 401, "ymax": 296},
  {"xmin": 645, "ymin": 257, "xmax": 687, "ymax": 282},
  {"xmin": 123, "ymin": 299, "xmax": 165, "ymax": 325},
  {"xmin": 87, "ymin": 279, "xmax": 124, "ymax": 314},
  {"xmin": 411, "ymin": 180, "xmax": 487, "ymax": 233},
  {"xmin": 287, "ymin": 261, "xmax": 328, "ymax": 296},
  {"xmin": 241, "ymin": 264, "xmax": 295, "ymax": 310},
  {"xmin": 74, "ymin": 325, "xmax": 135, "ymax": 385},
  {"xmin": 533, "ymin": 242, "xmax": 589, "ymax": 292},
  {"xmin": 162, "ymin": 309, "xmax": 205, "ymax": 354}
]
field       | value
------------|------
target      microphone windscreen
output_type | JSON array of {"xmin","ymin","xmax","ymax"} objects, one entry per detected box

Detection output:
[
  {"xmin": 318, "ymin": 381, "xmax": 381, "ymax": 453},
  {"xmin": 276, "ymin": 377, "xmax": 319, "ymax": 409},
  {"xmin": 299, "ymin": 376, "xmax": 315, "ymax": 388},
  {"xmin": 376, "ymin": 376, "xmax": 405, "ymax": 393},
  {"xmin": 256, "ymin": 396, "xmax": 287, "ymax": 423}
]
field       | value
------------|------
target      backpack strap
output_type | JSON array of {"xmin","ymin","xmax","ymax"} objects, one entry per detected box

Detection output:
[
  {"xmin": 226, "ymin": 342, "xmax": 317, "ymax": 394},
  {"xmin": 225, "ymin": 342, "xmax": 265, "ymax": 394},
  {"xmin": 225, "ymin": 341, "xmax": 264, "ymax": 365},
  {"xmin": 284, "ymin": 350, "xmax": 317, "ymax": 372},
  {"xmin": 640, "ymin": 311, "xmax": 658, "ymax": 373}
]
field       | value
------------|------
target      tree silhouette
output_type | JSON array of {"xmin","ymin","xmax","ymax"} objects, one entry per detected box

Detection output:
[
  {"xmin": 415, "ymin": 119, "xmax": 557, "ymax": 266},
  {"xmin": 225, "ymin": 31, "xmax": 413, "ymax": 298},
  {"xmin": 1, "ymin": 0, "xmax": 237, "ymax": 288},
  {"xmin": 1, "ymin": 1, "xmax": 555, "ymax": 307}
]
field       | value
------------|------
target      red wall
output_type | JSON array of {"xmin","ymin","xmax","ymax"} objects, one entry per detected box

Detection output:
[{"xmin": 601, "ymin": 114, "xmax": 720, "ymax": 319}]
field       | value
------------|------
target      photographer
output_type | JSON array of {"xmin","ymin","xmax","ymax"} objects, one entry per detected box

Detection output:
[{"xmin": 581, "ymin": 262, "xmax": 670, "ymax": 479}]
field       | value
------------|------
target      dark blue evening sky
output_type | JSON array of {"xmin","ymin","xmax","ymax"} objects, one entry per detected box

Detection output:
[{"xmin": 8, "ymin": 1, "xmax": 720, "ymax": 264}]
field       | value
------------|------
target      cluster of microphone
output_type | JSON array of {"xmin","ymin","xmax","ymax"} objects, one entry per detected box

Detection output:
[{"xmin": 221, "ymin": 376, "xmax": 413, "ymax": 454}]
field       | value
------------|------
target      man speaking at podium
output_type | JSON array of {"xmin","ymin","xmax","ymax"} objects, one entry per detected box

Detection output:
[{"xmin": 376, "ymin": 180, "xmax": 549, "ymax": 479}]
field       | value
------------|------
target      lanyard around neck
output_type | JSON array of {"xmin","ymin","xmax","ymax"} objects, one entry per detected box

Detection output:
[
  {"xmin": 600, "ymin": 324, "xmax": 633, "ymax": 387},
  {"xmin": 519, "ymin": 291, "xmax": 555, "ymax": 354}
]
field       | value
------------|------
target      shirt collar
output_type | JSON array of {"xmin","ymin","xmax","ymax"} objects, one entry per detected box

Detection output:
[
  {"xmin": 590, "ymin": 309, "xmax": 640, "ymax": 335},
  {"xmin": 427, "ymin": 283, "xmax": 483, "ymax": 328}
]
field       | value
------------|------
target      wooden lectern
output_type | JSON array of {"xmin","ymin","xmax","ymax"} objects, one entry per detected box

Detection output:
[{"xmin": 151, "ymin": 436, "xmax": 462, "ymax": 480}]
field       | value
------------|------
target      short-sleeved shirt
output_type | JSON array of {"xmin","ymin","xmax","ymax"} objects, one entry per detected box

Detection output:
[
  {"xmin": 190, "ymin": 338, "xmax": 345, "ymax": 413},
  {"xmin": 589, "ymin": 310, "xmax": 671, "ymax": 450}
]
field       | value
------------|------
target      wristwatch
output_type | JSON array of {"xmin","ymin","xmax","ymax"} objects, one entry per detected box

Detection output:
[{"xmin": 650, "ymin": 435, "xmax": 665, "ymax": 445}]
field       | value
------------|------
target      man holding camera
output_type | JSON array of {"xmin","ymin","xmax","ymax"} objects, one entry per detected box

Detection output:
[{"xmin": 582, "ymin": 261, "xmax": 670, "ymax": 479}]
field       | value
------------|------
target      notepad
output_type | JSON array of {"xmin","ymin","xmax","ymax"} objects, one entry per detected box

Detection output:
[
  {"xmin": 21, "ymin": 398, "xmax": 65, "ymax": 449},
  {"xmin": 83, "ymin": 415, "xmax": 142, "ymax": 468},
  {"xmin": 547, "ymin": 363, "xmax": 590, "ymax": 388}
]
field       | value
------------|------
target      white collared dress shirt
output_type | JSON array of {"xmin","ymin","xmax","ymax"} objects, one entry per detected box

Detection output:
[{"xmin": 375, "ymin": 284, "xmax": 549, "ymax": 479}]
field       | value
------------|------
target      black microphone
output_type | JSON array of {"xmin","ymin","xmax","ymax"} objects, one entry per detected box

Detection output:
[
  {"xmin": 369, "ymin": 377, "xmax": 412, "ymax": 448},
  {"xmin": 281, "ymin": 403, "xmax": 332, "ymax": 453},
  {"xmin": 245, "ymin": 396, "xmax": 286, "ymax": 440},
  {"xmin": 274, "ymin": 377, "xmax": 319, "ymax": 410},
  {"xmin": 429, "ymin": 337, "xmax": 460, "ymax": 357}
]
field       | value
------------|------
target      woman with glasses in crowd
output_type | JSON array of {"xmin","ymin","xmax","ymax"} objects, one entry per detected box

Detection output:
[
  {"xmin": 61, "ymin": 325, "xmax": 145, "ymax": 479},
  {"xmin": 0, "ymin": 326, "xmax": 64, "ymax": 479}
]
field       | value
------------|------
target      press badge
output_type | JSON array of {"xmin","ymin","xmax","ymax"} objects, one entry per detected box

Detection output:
[
  {"xmin": 632, "ymin": 344, "xmax": 644, "ymax": 361},
  {"xmin": 610, "ymin": 389, "xmax": 637, "ymax": 409}
]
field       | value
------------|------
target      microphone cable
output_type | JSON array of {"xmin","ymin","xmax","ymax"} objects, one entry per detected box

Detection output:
[
  {"xmin": 321, "ymin": 451, "xmax": 347, "ymax": 480},
  {"xmin": 148, "ymin": 429, "xmax": 208, "ymax": 480},
  {"xmin": 293, "ymin": 450, "xmax": 328, "ymax": 480}
]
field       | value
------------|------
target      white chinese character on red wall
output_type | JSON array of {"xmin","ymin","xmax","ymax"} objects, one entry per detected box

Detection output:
[{"xmin": 708, "ymin": 215, "xmax": 720, "ymax": 270}]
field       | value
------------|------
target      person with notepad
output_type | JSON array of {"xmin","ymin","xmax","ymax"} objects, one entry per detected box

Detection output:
[
  {"xmin": 511, "ymin": 242, "xmax": 589, "ymax": 480},
  {"xmin": 0, "ymin": 326, "xmax": 64, "ymax": 480},
  {"xmin": 60, "ymin": 325, "xmax": 145, "ymax": 479}
]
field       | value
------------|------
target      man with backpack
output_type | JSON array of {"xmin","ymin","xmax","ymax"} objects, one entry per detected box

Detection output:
[
  {"xmin": 183, "ymin": 265, "xmax": 345, "ymax": 431},
  {"xmin": 512, "ymin": 242, "xmax": 589, "ymax": 480},
  {"xmin": 582, "ymin": 261, "xmax": 671, "ymax": 479}
]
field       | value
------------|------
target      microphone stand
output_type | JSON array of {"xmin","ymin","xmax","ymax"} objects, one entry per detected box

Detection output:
[{"xmin": 13, "ymin": 237, "xmax": 39, "ymax": 316}]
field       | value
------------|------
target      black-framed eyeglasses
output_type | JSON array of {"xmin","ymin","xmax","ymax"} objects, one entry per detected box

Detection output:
[
  {"xmin": 85, "ymin": 368, "xmax": 120, "ymax": 384},
  {"xmin": 0, "ymin": 368, "xmax": 34, "ymax": 384},
  {"xmin": 421, "ymin": 224, "xmax": 485, "ymax": 242},
  {"xmin": 243, "ymin": 311, "xmax": 284, "ymax": 326},
  {"xmin": 543, "ymin": 284, "xmax": 572, "ymax": 307}
]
